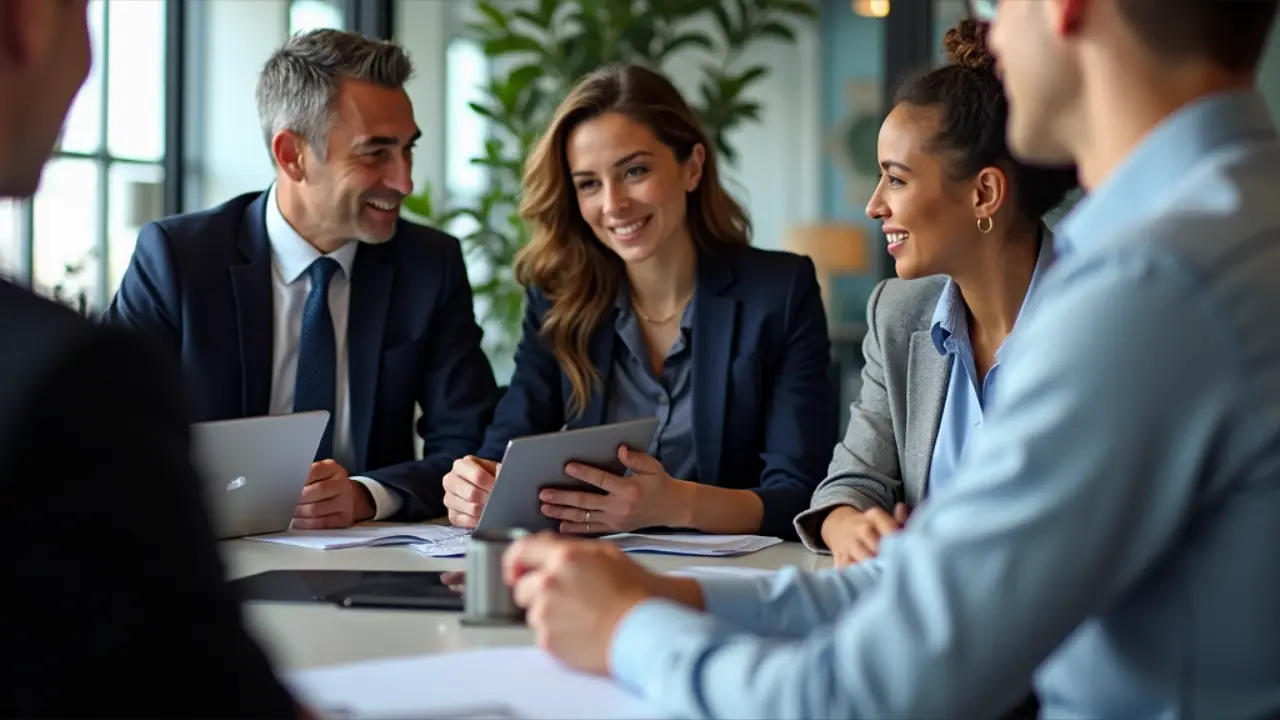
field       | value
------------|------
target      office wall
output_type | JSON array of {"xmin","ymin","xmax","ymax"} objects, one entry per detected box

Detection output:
[
  {"xmin": 661, "ymin": 21, "xmax": 825, "ymax": 250},
  {"xmin": 820, "ymin": 1, "xmax": 883, "ymax": 230}
]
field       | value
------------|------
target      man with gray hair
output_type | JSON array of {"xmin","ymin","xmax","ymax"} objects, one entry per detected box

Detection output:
[{"xmin": 107, "ymin": 29, "xmax": 498, "ymax": 527}]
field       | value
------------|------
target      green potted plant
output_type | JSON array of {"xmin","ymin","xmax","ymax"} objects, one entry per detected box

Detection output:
[{"xmin": 401, "ymin": 0, "xmax": 818, "ymax": 368}]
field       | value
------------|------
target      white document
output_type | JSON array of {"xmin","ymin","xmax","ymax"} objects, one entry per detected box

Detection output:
[
  {"xmin": 665, "ymin": 565, "xmax": 781, "ymax": 580},
  {"xmin": 248, "ymin": 523, "xmax": 471, "ymax": 551},
  {"xmin": 285, "ymin": 645, "xmax": 657, "ymax": 720},
  {"xmin": 407, "ymin": 532, "xmax": 782, "ymax": 558},
  {"xmin": 409, "ymin": 531, "xmax": 471, "ymax": 557},
  {"xmin": 602, "ymin": 532, "xmax": 783, "ymax": 556}
]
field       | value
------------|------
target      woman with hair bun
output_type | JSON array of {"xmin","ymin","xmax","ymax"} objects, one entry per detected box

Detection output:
[{"xmin": 795, "ymin": 18, "xmax": 1077, "ymax": 580}]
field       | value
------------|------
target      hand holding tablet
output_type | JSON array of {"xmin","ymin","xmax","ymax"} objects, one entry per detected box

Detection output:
[
  {"xmin": 540, "ymin": 445, "xmax": 693, "ymax": 534},
  {"xmin": 472, "ymin": 418, "xmax": 660, "ymax": 534}
]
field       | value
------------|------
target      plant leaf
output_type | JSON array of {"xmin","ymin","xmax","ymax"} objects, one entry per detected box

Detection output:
[
  {"xmin": 466, "ymin": 101, "xmax": 499, "ymax": 122},
  {"xmin": 481, "ymin": 33, "xmax": 544, "ymax": 57},
  {"xmin": 757, "ymin": 20, "xmax": 796, "ymax": 42},
  {"xmin": 707, "ymin": 2, "xmax": 735, "ymax": 42},
  {"xmin": 728, "ymin": 100, "xmax": 763, "ymax": 122},
  {"xmin": 662, "ymin": 31, "xmax": 716, "ymax": 57},
  {"xmin": 512, "ymin": 9, "xmax": 546, "ymax": 28},
  {"xmin": 401, "ymin": 193, "xmax": 433, "ymax": 219},
  {"xmin": 505, "ymin": 63, "xmax": 544, "ymax": 104},
  {"xmin": 475, "ymin": 1, "xmax": 509, "ymax": 30}
]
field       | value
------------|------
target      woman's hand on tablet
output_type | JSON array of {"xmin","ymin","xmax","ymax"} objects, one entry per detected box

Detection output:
[
  {"xmin": 442, "ymin": 456, "xmax": 501, "ymax": 528},
  {"xmin": 538, "ymin": 445, "xmax": 694, "ymax": 533}
]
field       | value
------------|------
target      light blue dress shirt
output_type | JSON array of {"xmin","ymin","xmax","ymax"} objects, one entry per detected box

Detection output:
[
  {"xmin": 927, "ymin": 235, "xmax": 1052, "ymax": 497},
  {"xmin": 608, "ymin": 89, "xmax": 1280, "ymax": 719}
]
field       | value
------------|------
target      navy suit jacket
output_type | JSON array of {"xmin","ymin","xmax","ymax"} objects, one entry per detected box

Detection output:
[
  {"xmin": 103, "ymin": 191, "xmax": 498, "ymax": 520},
  {"xmin": 477, "ymin": 246, "xmax": 839, "ymax": 538}
]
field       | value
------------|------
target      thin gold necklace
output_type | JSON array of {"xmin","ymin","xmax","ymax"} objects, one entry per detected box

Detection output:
[{"xmin": 631, "ymin": 291, "xmax": 693, "ymax": 325}]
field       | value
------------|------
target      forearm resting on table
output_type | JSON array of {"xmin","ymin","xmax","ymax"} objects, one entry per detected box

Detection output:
[{"xmin": 674, "ymin": 480, "xmax": 765, "ymax": 535}]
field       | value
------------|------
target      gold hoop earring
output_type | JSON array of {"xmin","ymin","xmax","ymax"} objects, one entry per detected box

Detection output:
[{"xmin": 977, "ymin": 216, "xmax": 993, "ymax": 233}]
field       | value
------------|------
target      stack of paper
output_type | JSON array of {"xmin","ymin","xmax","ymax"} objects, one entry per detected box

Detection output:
[
  {"xmin": 665, "ymin": 565, "xmax": 781, "ymax": 580},
  {"xmin": 410, "ymin": 531, "xmax": 472, "ymax": 557},
  {"xmin": 407, "ymin": 531, "xmax": 782, "ymax": 558},
  {"xmin": 285, "ymin": 645, "xmax": 655, "ymax": 720},
  {"xmin": 603, "ymin": 532, "xmax": 783, "ymax": 556},
  {"xmin": 247, "ymin": 523, "xmax": 471, "ymax": 551}
]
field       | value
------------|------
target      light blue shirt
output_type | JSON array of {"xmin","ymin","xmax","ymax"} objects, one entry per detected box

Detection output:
[
  {"xmin": 927, "ymin": 235, "xmax": 1052, "ymax": 497},
  {"xmin": 609, "ymin": 89, "xmax": 1280, "ymax": 719}
]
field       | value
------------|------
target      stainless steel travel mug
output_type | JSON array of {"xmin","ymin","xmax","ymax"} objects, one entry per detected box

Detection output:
[{"xmin": 460, "ymin": 528, "xmax": 528, "ymax": 626}]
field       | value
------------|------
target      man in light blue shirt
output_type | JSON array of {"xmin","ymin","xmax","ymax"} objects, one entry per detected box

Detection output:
[{"xmin": 502, "ymin": 1, "xmax": 1280, "ymax": 718}]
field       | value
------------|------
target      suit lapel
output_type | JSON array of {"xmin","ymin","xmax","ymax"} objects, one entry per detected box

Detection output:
[
  {"xmin": 229, "ymin": 195, "xmax": 274, "ymax": 418},
  {"xmin": 692, "ymin": 253, "xmax": 736, "ymax": 486},
  {"xmin": 905, "ymin": 330, "xmax": 949, "ymax": 504},
  {"xmin": 347, "ymin": 243, "xmax": 393, "ymax": 472}
]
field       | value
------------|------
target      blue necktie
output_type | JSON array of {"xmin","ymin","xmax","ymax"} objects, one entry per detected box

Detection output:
[{"xmin": 294, "ymin": 257, "xmax": 340, "ymax": 461}]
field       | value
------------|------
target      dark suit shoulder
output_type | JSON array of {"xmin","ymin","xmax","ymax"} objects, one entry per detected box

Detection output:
[
  {"xmin": 726, "ymin": 245, "xmax": 815, "ymax": 283},
  {"xmin": 872, "ymin": 275, "xmax": 947, "ymax": 335},
  {"xmin": 0, "ymin": 282, "xmax": 172, "ymax": 434},
  {"xmin": 150, "ymin": 191, "xmax": 262, "ymax": 244},
  {"xmin": 711, "ymin": 246, "xmax": 818, "ymax": 312}
]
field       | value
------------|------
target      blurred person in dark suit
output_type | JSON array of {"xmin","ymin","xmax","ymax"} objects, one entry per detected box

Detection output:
[{"xmin": 0, "ymin": 0, "xmax": 298, "ymax": 715}]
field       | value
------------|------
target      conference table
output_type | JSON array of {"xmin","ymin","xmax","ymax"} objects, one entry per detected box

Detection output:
[{"xmin": 221, "ymin": 528, "xmax": 832, "ymax": 673}]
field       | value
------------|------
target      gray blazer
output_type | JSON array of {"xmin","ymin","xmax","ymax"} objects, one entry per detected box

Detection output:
[{"xmin": 794, "ymin": 275, "xmax": 950, "ymax": 551}]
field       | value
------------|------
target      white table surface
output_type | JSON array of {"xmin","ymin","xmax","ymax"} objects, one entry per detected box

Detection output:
[{"xmin": 221, "ymin": 532, "xmax": 831, "ymax": 671}]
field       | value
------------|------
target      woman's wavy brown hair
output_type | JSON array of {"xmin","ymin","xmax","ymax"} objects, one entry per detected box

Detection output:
[{"xmin": 515, "ymin": 63, "xmax": 751, "ymax": 420}]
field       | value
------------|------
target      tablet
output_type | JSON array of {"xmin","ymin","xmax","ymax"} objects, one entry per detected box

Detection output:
[
  {"xmin": 228, "ymin": 570, "xmax": 464, "ymax": 611},
  {"xmin": 474, "ymin": 417, "xmax": 660, "ymax": 534}
]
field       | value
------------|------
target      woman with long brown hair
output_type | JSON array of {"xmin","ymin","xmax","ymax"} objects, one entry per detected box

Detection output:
[{"xmin": 441, "ymin": 63, "xmax": 837, "ymax": 539}]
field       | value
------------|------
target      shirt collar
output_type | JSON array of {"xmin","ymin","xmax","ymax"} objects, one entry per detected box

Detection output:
[
  {"xmin": 1057, "ymin": 89, "xmax": 1276, "ymax": 258},
  {"xmin": 265, "ymin": 183, "xmax": 359, "ymax": 284},
  {"xmin": 930, "ymin": 225, "xmax": 1056, "ymax": 357}
]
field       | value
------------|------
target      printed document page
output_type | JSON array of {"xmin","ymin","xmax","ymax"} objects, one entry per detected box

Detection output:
[{"xmin": 286, "ymin": 645, "xmax": 656, "ymax": 720}]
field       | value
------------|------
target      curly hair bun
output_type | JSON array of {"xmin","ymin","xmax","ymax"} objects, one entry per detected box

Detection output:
[{"xmin": 943, "ymin": 18, "xmax": 994, "ymax": 71}]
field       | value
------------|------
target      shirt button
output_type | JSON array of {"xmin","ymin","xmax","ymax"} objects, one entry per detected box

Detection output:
[{"xmin": 657, "ymin": 393, "xmax": 668, "ymax": 405}]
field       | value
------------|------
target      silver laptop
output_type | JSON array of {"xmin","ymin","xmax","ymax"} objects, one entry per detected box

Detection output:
[{"xmin": 191, "ymin": 411, "xmax": 330, "ymax": 540}]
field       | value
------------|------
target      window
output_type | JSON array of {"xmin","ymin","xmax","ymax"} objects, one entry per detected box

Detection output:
[
  {"xmin": 32, "ymin": 158, "xmax": 101, "ymax": 308},
  {"xmin": 445, "ymin": 37, "xmax": 490, "ymax": 201},
  {"xmin": 290, "ymin": 0, "xmax": 346, "ymax": 34},
  {"xmin": 0, "ymin": 200, "xmax": 21, "ymax": 283},
  {"xmin": 10, "ymin": 0, "xmax": 168, "ymax": 313},
  {"xmin": 442, "ymin": 35, "xmax": 492, "ymax": 246}
]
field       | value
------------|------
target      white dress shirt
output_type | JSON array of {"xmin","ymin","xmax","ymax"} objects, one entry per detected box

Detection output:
[{"xmin": 264, "ymin": 184, "xmax": 402, "ymax": 520}]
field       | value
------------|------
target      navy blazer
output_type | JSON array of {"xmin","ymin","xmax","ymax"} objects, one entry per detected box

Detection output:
[
  {"xmin": 103, "ymin": 191, "xmax": 498, "ymax": 520},
  {"xmin": 477, "ymin": 246, "xmax": 839, "ymax": 539}
]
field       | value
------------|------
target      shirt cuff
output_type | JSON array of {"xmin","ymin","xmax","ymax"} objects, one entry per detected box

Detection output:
[
  {"xmin": 609, "ymin": 598, "xmax": 722, "ymax": 697},
  {"xmin": 351, "ymin": 476, "xmax": 403, "ymax": 521}
]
